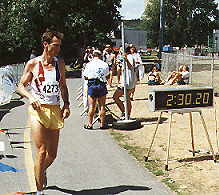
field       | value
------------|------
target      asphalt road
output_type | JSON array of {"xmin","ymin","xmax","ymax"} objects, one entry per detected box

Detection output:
[{"xmin": 0, "ymin": 77, "xmax": 173, "ymax": 195}]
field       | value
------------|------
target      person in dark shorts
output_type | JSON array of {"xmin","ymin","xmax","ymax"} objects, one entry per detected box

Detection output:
[{"xmin": 83, "ymin": 50, "xmax": 110, "ymax": 129}]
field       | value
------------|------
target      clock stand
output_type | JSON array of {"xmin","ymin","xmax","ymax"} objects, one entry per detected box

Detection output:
[{"xmin": 144, "ymin": 109, "xmax": 217, "ymax": 171}]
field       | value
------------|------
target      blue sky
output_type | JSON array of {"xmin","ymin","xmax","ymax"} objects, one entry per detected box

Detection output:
[
  {"xmin": 119, "ymin": 0, "xmax": 145, "ymax": 20},
  {"xmin": 119, "ymin": 0, "xmax": 219, "ymax": 20}
]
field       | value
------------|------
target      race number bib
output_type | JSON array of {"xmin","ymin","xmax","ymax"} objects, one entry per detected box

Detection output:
[{"xmin": 42, "ymin": 81, "xmax": 60, "ymax": 96}]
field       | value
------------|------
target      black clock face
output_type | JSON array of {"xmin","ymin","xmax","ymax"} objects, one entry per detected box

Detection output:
[{"xmin": 154, "ymin": 88, "xmax": 213, "ymax": 111}]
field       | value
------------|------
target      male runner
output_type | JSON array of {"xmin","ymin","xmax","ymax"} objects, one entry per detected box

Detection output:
[{"xmin": 18, "ymin": 30, "xmax": 70, "ymax": 195}]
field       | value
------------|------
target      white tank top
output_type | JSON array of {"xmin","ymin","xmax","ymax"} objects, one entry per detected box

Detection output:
[{"xmin": 30, "ymin": 56, "xmax": 61, "ymax": 105}]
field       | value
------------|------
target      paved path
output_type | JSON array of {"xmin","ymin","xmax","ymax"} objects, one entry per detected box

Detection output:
[{"xmin": 0, "ymin": 78, "xmax": 173, "ymax": 195}]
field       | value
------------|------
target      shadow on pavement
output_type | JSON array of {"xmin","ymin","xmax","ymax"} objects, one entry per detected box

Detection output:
[
  {"xmin": 0, "ymin": 100, "xmax": 25, "ymax": 121},
  {"xmin": 46, "ymin": 185, "xmax": 151, "ymax": 194},
  {"xmin": 0, "ymin": 154, "xmax": 17, "ymax": 160},
  {"xmin": 8, "ymin": 141, "xmax": 31, "ymax": 150}
]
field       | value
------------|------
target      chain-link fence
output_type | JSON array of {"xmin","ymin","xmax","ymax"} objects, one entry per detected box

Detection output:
[{"xmin": 161, "ymin": 53, "xmax": 219, "ymax": 92}]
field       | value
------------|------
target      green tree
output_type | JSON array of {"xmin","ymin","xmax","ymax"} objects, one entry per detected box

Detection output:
[
  {"xmin": 187, "ymin": 0, "xmax": 218, "ymax": 46},
  {"xmin": 142, "ymin": 0, "xmax": 219, "ymax": 48},
  {"xmin": 0, "ymin": 0, "xmax": 121, "ymax": 65},
  {"xmin": 141, "ymin": 0, "xmax": 160, "ymax": 48}
]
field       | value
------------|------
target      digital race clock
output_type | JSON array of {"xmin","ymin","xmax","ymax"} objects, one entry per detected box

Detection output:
[{"xmin": 148, "ymin": 86, "xmax": 213, "ymax": 112}]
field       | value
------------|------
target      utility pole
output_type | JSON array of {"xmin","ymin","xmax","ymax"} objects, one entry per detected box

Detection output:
[
  {"xmin": 121, "ymin": 21, "xmax": 129, "ymax": 120},
  {"xmin": 158, "ymin": 0, "xmax": 164, "ymax": 59}
]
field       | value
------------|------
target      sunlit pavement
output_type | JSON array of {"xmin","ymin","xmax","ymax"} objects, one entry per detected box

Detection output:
[{"xmin": 0, "ymin": 78, "xmax": 173, "ymax": 195}]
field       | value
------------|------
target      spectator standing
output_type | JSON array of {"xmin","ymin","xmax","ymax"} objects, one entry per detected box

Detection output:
[
  {"xmin": 103, "ymin": 45, "xmax": 115, "ymax": 87},
  {"xmin": 113, "ymin": 46, "xmax": 136, "ymax": 119},
  {"xmin": 114, "ymin": 49, "xmax": 123, "ymax": 84},
  {"xmin": 83, "ymin": 46, "xmax": 94, "ymax": 66},
  {"xmin": 82, "ymin": 46, "xmax": 94, "ymax": 109},
  {"xmin": 83, "ymin": 50, "xmax": 110, "ymax": 129},
  {"xmin": 130, "ymin": 46, "xmax": 143, "ymax": 100}
]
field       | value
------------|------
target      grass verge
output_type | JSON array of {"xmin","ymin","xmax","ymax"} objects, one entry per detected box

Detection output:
[{"xmin": 110, "ymin": 130, "xmax": 182, "ymax": 194}]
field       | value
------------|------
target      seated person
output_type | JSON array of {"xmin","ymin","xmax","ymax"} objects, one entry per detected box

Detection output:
[
  {"xmin": 166, "ymin": 65, "xmax": 183, "ymax": 84},
  {"xmin": 176, "ymin": 65, "xmax": 190, "ymax": 85},
  {"xmin": 166, "ymin": 65, "xmax": 189, "ymax": 85},
  {"xmin": 147, "ymin": 65, "xmax": 162, "ymax": 85}
]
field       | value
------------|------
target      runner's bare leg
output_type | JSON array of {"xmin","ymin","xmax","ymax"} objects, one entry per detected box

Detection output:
[
  {"xmin": 87, "ymin": 96, "xmax": 97, "ymax": 126},
  {"xmin": 31, "ymin": 119, "xmax": 48, "ymax": 191},
  {"xmin": 97, "ymin": 95, "xmax": 106, "ymax": 127},
  {"xmin": 43, "ymin": 129, "xmax": 60, "ymax": 170}
]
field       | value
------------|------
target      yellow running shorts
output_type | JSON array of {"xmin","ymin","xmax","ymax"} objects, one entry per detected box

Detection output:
[{"xmin": 29, "ymin": 104, "xmax": 64, "ymax": 129}]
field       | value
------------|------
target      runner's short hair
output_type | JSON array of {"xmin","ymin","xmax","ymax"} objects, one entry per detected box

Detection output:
[{"xmin": 41, "ymin": 30, "xmax": 64, "ymax": 44}]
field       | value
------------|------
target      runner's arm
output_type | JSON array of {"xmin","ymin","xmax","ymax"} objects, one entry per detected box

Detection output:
[{"xmin": 17, "ymin": 60, "xmax": 42, "ymax": 110}]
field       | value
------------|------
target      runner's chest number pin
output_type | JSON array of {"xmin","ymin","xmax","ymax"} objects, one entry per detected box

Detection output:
[{"xmin": 42, "ymin": 81, "xmax": 59, "ymax": 96}]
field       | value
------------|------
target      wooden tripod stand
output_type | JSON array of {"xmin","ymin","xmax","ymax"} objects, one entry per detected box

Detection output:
[{"xmin": 144, "ymin": 109, "xmax": 217, "ymax": 171}]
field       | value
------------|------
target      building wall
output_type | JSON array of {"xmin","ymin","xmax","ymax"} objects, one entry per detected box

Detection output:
[
  {"xmin": 112, "ymin": 29, "xmax": 147, "ymax": 49},
  {"xmin": 124, "ymin": 29, "xmax": 147, "ymax": 49}
]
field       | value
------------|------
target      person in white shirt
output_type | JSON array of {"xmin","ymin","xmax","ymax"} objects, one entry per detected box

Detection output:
[
  {"xmin": 130, "ymin": 45, "xmax": 143, "ymax": 100},
  {"xmin": 114, "ymin": 49, "xmax": 123, "ymax": 84},
  {"xmin": 83, "ymin": 50, "xmax": 110, "ymax": 129},
  {"xmin": 103, "ymin": 45, "xmax": 115, "ymax": 87},
  {"xmin": 131, "ymin": 46, "xmax": 144, "ymax": 81},
  {"xmin": 113, "ymin": 46, "xmax": 136, "ymax": 119},
  {"xmin": 166, "ymin": 65, "xmax": 189, "ymax": 85},
  {"xmin": 176, "ymin": 65, "xmax": 190, "ymax": 85}
]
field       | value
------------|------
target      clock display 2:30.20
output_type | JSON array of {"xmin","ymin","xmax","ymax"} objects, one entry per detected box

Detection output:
[{"xmin": 166, "ymin": 92, "xmax": 210, "ymax": 106}]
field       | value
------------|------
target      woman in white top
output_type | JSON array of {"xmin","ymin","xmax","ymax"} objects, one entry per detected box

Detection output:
[
  {"xmin": 131, "ymin": 46, "xmax": 144, "ymax": 81},
  {"xmin": 114, "ymin": 49, "xmax": 123, "ymax": 84},
  {"xmin": 113, "ymin": 46, "xmax": 136, "ymax": 119},
  {"xmin": 177, "ymin": 65, "xmax": 190, "ymax": 85},
  {"xmin": 167, "ymin": 65, "xmax": 189, "ymax": 85},
  {"xmin": 130, "ymin": 46, "xmax": 143, "ymax": 100},
  {"xmin": 103, "ymin": 45, "xmax": 115, "ymax": 87}
]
